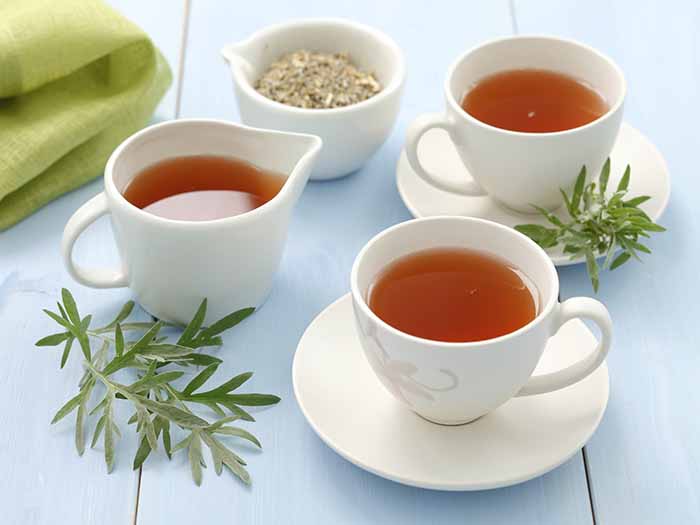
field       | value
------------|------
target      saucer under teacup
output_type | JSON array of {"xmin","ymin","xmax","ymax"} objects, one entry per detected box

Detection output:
[
  {"xmin": 292, "ymin": 294, "xmax": 609, "ymax": 491},
  {"xmin": 397, "ymin": 122, "xmax": 670, "ymax": 266}
]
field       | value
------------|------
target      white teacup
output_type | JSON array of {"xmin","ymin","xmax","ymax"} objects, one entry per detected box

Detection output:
[
  {"xmin": 62, "ymin": 119, "xmax": 322, "ymax": 324},
  {"xmin": 350, "ymin": 216, "xmax": 612, "ymax": 425},
  {"xmin": 405, "ymin": 36, "xmax": 625, "ymax": 212}
]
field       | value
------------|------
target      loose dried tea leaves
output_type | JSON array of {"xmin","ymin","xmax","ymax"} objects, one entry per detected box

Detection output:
[{"xmin": 255, "ymin": 50, "xmax": 382, "ymax": 109}]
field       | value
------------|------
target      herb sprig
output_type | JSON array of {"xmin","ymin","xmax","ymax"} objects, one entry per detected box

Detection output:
[
  {"xmin": 37, "ymin": 290, "xmax": 280, "ymax": 486},
  {"xmin": 515, "ymin": 159, "xmax": 665, "ymax": 292}
]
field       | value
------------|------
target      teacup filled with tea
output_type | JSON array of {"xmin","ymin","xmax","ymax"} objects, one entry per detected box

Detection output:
[
  {"xmin": 351, "ymin": 216, "xmax": 612, "ymax": 425},
  {"xmin": 405, "ymin": 35, "xmax": 625, "ymax": 212},
  {"xmin": 62, "ymin": 119, "xmax": 322, "ymax": 324}
]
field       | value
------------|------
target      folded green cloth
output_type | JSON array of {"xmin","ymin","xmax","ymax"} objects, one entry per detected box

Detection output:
[{"xmin": 0, "ymin": 0, "xmax": 172, "ymax": 230}]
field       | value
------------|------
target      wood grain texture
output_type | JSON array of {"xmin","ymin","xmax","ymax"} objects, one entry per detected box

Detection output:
[
  {"xmin": 134, "ymin": 1, "xmax": 594, "ymax": 524},
  {"xmin": 0, "ymin": 1, "xmax": 183, "ymax": 523},
  {"xmin": 513, "ymin": 1, "xmax": 700, "ymax": 523}
]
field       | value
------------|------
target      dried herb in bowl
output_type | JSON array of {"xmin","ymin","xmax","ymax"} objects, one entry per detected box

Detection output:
[{"xmin": 255, "ymin": 50, "xmax": 382, "ymax": 109}]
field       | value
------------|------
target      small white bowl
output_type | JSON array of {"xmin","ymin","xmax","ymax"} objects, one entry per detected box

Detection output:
[{"xmin": 221, "ymin": 18, "xmax": 406, "ymax": 180}]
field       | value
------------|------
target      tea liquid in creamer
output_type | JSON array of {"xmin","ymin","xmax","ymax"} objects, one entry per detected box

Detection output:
[
  {"xmin": 368, "ymin": 248, "xmax": 538, "ymax": 343},
  {"xmin": 122, "ymin": 155, "xmax": 286, "ymax": 221},
  {"xmin": 461, "ymin": 69, "xmax": 608, "ymax": 133}
]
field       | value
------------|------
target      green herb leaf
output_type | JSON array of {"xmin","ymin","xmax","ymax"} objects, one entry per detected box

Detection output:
[
  {"xmin": 182, "ymin": 353, "xmax": 223, "ymax": 367},
  {"xmin": 223, "ymin": 393, "xmax": 281, "ymax": 406},
  {"xmin": 60, "ymin": 338, "xmax": 74, "ymax": 368},
  {"xmin": 138, "ymin": 344, "xmax": 195, "ymax": 360},
  {"xmin": 39, "ymin": 290, "xmax": 279, "ymax": 486},
  {"xmin": 178, "ymin": 299, "xmax": 207, "ymax": 346},
  {"xmin": 160, "ymin": 418, "xmax": 172, "ymax": 459},
  {"xmin": 624, "ymin": 195, "xmax": 651, "ymax": 207},
  {"xmin": 171, "ymin": 435, "xmax": 192, "ymax": 454},
  {"xmin": 133, "ymin": 435, "xmax": 152, "ymax": 470},
  {"xmin": 207, "ymin": 415, "xmax": 242, "ymax": 430},
  {"xmin": 115, "ymin": 324, "xmax": 124, "ymax": 357},
  {"xmin": 75, "ymin": 382, "xmax": 93, "ymax": 456},
  {"xmin": 195, "ymin": 308, "xmax": 255, "ymax": 343},
  {"xmin": 145, "ymin": 415, "xmax": 158, "ymax": 452},
  {"xmin": 91, "ymin": 415, "xmax": 106, "ymax": 449},
  {"xmin": 585, "ymin": 251, "xmax": 600, "ymax": 293},
  {"xmin": 189, "ymin": 431, "xmax": 204, "ymax": 486},
  {"xmin": 516, "ymin": 161, "xmax": 665, "ymax": 291},
  {"xmin": 57, "ymin": 302, "xmax": 68, "ymax": 321},
  {"xmin": 43, "ymin": 309, "xmax": 71, "ymax": 328},
  {"xmin": 128, "ymin": 371, "xmax": 185, "ymax": 393},
  {"xmin": 201, "ymin": 433, "xmax": 250, "ymax": 485},
  {"xmin": 61, "ymin": 288, "xmax": 81, "ymax": 326},
  {"xmin": 203, "ymin": 400, "xmax": 226, "ymax": 417},
  {"xmin": 219, "ymin": 403, "xmax": 255, "ymax": 422},
  {"xmin": 195, "ymin": 372, "xmax": 253, "ymax": 397},
  {"xmin": 571, "ymin": 166, "xmax": 586, "ymax": 211},
  {"xmin": 640, "ymin": 222, "xmax": 666, "ymax": 232},
  {"xmin": 36, "ymin": 332, "xmax": 71, "ymax": 347},
  {"xmin": 599, "ymin": 158, "xmax": 611, "ymax": 195},
  {"xmin": 213, "ymin": 426, "xmax": 262, "ymax": 448},
  {"xmin": 610, "ymin": 252, "xmax": 632, "ymax": 270},
  {"xmin": 617, "ymin": 165, "xmax": 631, "ymax": 192},
  {"xmin": 99, "ymin": 301, "xmax": 135, "ymax": 331},
  {"xmin": 77, "ymin": 315, "xmax": 92, "ymax": 361},
  {"xmin": 514, "ymin": 225, "xmax": 559, "ymax": 248},
  {"xmin": 182, "ymin": 364, "xmax": 220, "ymax": 396},
  {"xmin": 51, "ymin": 392, "xmax": 83, "ymax": 424},
  {"xmin": 104, "ymin": 395, "xmax": 115, "ymax": 472},
  {"xmin": 137, "ymin": 398, "xmax": 209, "ymax": 429}
]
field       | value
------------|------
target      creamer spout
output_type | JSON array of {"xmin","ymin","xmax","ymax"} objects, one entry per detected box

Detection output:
[
  {"xmin": 220, "ymin": 41, "xmax": 255, "ymax": 78},
  {"xmin": 283, "ymin": 134, "xmax": 323, "ymax": 204}
]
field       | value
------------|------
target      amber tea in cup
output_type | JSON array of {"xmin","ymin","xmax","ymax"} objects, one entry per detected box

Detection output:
[
  {"xmin": 368, "ymin": 247, "xmax": 538, "ymax": 343},
  {"xmin": 122, "ymin": 155, "xmax": 286, "ymax": 221},
  {"xmin": 461, "ymin": 69, "xmax": 608, "ymax": 133}
]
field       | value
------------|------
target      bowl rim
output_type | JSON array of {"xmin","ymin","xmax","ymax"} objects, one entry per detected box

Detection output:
[{"xmin": 224, "ymin": 17, "xmax": 406, "ymax": 116}]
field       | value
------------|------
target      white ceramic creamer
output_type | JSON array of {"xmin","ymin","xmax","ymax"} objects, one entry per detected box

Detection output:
[{"xmin": 62, "ymin": 119, "xmax": 322, "ymax": 324}]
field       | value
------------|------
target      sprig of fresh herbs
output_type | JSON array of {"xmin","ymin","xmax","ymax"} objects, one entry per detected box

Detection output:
[
  {"xmin": 515, "ymin": 159, "xmax": 665, "ymax": 292},
  {"xmin": 36, "ymin": 289, "xmax": 280, "ymax": 486}
]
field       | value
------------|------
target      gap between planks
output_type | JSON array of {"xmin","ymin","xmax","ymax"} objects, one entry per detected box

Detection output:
[
  {"xmin": 131, "ymin": 3, "xmax": 598, "ymax": 523},
  {"xmin": 582, "ymin": 446, "xmax": 598, "ymax": 525},
  {"xmin": 174, "ymin": 0, "xmax": 192, "ymax": 119},
  {"xmin": 133, "ymin": 1, "xmax": 192, "ymax": 523}
]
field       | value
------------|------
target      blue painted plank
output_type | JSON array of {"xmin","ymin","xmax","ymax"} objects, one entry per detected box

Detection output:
[
  {"xmin": 107, "ymin": 0, "xmax": 184, "ymax": 120},
  {"xmin": 136, "ymin": 1, "xmax": 593, "ymax": 524},
  {"xmin": 0, "ymin": 1, "xmax": 183, "ymax": 523},
  {"xmin": 513, "ymin": 1, "xmax": 700, "ymax": 523}
]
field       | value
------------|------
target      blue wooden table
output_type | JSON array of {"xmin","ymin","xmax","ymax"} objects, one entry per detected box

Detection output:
[{"xmin": 2, "ymin": 1, "xmax": 698, "ymax": 523}]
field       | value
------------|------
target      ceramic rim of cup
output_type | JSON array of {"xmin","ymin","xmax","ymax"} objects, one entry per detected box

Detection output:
[
  {"xmin": 444, "ymin": 34, "xmax": 627, "ymax": 137},
  {"xmin": 350, "ymin": 216, "xmax": 560, "ymax": 349}
]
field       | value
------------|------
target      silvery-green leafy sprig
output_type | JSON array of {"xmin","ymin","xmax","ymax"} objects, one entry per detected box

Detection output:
[
  {"xmin": 515, "ymin": 159, "xmax": 666, "ymax": 292},
  {"xmin": 36, "ymin": 289, "xmax": 280, "ymax": 486}
]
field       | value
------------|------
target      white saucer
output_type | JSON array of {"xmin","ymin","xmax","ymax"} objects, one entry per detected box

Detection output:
[
  {"xmin": 396, "ymin": 122, "xmax": 670, "ymax": 266},
  {"xmin": 292, "ymin": 294, "xmax": 609, "ymax": 491}
]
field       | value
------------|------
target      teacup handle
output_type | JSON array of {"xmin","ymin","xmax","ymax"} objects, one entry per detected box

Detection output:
[
  {"xmin": 61, "ymin": 192, "xmax": 129, "ymax": 288},
  {"xmin": 405, "ymin": 113, "xmax": 486, "ymax": 196},
  {"xmin": 517, "ymin": 297, "xmax": 612, "ymax": 396}
]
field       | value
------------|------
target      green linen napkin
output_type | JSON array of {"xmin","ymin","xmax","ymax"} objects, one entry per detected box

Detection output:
[{"xmin": 0, "ymin": 0, "xmax": 172, "ymax": 230}]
